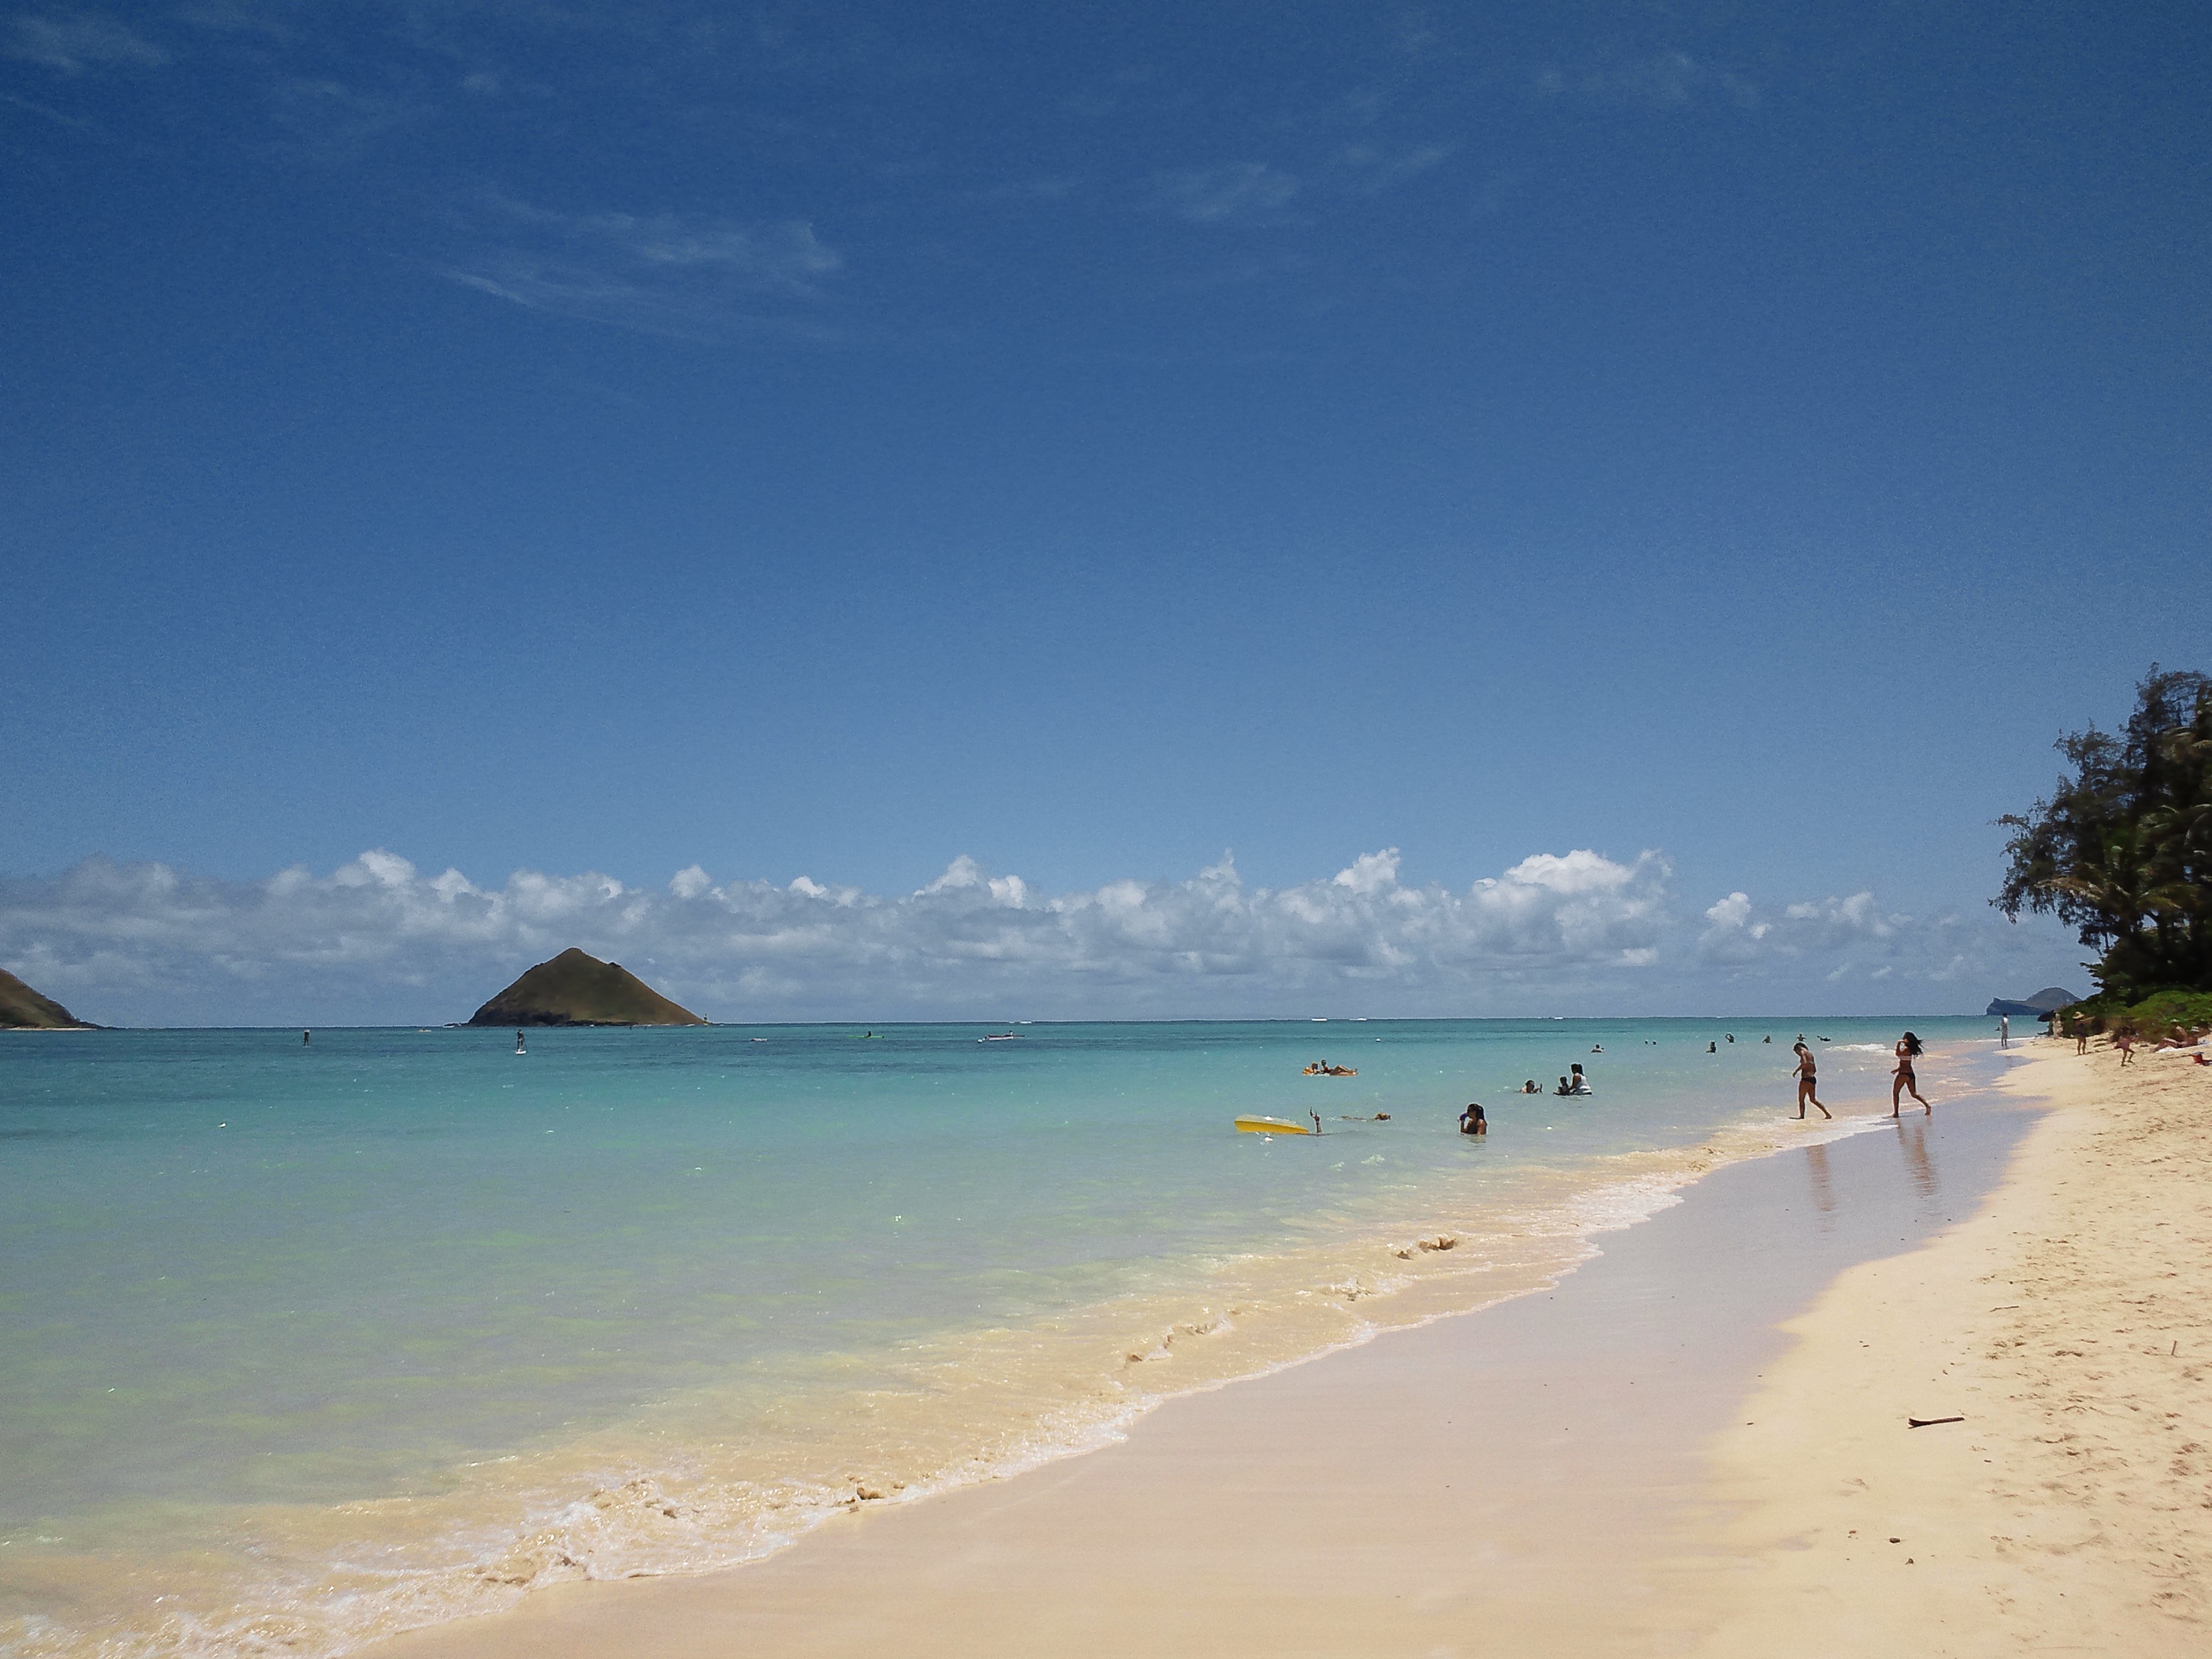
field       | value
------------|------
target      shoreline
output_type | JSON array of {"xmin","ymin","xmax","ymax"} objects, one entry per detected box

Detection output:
[
  {"xmin": 1, "ymin": 1020, "xmax": 1993, "ymax": 1659},
  {"xmin": 366, "ymin": 1042, "xmax": 2048, "ymax": 1658},
  {"xmin": 1654, "ymin": 1040, "xmax": 2210, "ymax": 1653}
]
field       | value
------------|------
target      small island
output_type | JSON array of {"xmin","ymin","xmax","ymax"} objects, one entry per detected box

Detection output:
[
  {"xmin": 466, "ymin": 947, "xmax": 706, "ymax": 1027},
  {"xmin": 0, "ymin": 968, "xmax": 101, "ymax": 1030}
]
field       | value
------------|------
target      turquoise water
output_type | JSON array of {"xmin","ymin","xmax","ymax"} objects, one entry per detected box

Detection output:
[{"xmin": 0, "ymin": 1016, "xmax": 2001, "ymax": 1655}]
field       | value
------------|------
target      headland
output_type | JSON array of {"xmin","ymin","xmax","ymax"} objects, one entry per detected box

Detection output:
[
  {"xmin": 0, "ymin": 967, "xmax": 99, "ymax": 1029},
  {"xmin": 466, "ymin": 947, "xmax": 705, "ymax": 1027}
]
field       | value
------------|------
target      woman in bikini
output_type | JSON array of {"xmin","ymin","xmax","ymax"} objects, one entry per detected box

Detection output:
[
  {"xmin": 1892, "ymin": 1031, "xmax": 1929, "ymax": 1115},
  {"xmin": 1791, "ymin": 1042, "xmax": 1830, "ymax": 1119}
]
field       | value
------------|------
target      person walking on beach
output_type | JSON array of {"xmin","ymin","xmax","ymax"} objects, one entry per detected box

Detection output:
[
  {"xmin": 1791, "ymin": 1042, "xmax": 1831, "ymax": 1119},
  {"xmin": 1892, "ymin": 1032, "xmax": 1929, "ymax": 1114}
]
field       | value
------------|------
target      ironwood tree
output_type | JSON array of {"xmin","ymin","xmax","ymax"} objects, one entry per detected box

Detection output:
[{"xmin": 1996, "ymin": 666, "xmax": 2212, "ymax": 998}]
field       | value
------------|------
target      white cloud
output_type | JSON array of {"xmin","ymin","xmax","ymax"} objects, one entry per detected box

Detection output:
[
  {"xmin": 0, "ymin": 849, "xmax": 2081, "ymax": 1025},
  {"xmin": 1536, "ymin": 49, "xmax": 1759, "ymax": 111},
  {"xmin": 1334, "ymin": 142, "xmax": 1453, "ymax": 195},
  {"xmin": 440, "ymin": 195, "xmax": 844, "ymax": 340},
  {"xmin": 1151, "ymin": 162, "xmax": 1301, "ymax": 225},
  {"xmin": 5, "ymin": 11, "xmax": 168, "ymax": 72}
]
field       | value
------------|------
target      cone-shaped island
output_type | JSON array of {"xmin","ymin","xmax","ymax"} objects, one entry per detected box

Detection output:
[
  {"xmin": 0, "ymin": 968, "xmax": 100, "ymax": 1029},
  {"xmin": 467, "ymin": 948, "xmax": 706, "ymax": 1027}
]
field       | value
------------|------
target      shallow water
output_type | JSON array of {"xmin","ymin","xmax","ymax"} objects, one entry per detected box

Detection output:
[{"xmin": 0, "ymin": 1016, "xmax": 1999, "ymax": 1656}]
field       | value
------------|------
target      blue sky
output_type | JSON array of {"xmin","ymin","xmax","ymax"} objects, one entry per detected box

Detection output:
[{"xmin": 2, "ymin": 2, "xmax": 2205, "ymax": 1022}]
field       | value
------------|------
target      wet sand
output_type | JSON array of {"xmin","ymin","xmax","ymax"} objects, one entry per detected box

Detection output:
[{"xmin": 370, "ymin": 1047, "xmax": 2046, "ymax": 1658}]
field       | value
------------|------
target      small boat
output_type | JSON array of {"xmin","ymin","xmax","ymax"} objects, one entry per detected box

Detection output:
[
  {"xmin": 979, "ymin": 1033, "xmax": 1023, "ymax": 1042},
  {"xmin": 1235, "ymin": 1114, "xmax": 1316, "ymax": 1135}
]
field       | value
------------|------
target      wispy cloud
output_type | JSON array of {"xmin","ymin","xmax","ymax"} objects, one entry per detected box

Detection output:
[
  {"xmin": 0, "ymin": 846, "xmax": 2074, "ymax": 1025},
  {"xmin": 1333, "ymin": 142, "xmax": 1452, "ymax": 195},
  {"xmin": 1536, "ymin": 49, "xmax": 1759, "ymax": 111},
  {"xmin": 438, "ymin": 195, "xmax": 846, "ymax": 340},
  {"xmin": 265, "ymin": 74, "xmax": 418, "ymax": 153},
  {"xmin": 4, "ymin": 10, "xmax": 169, "ymax": 73},
  {"xmin": 1150, "ymin": 161, "xmax": 1301, "ymax": 225}
]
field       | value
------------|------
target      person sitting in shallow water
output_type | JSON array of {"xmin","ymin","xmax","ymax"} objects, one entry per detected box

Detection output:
[
  {"xmin": 1459, "ymin": 1103, "xmax": 1486, "ymax": 1136},
  {"xmin": 1567, "ymin": 1063, "xmax": 1592, "ymax": 1095}
]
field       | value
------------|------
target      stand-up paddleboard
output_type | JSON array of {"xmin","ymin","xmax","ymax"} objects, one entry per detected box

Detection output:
[{"xmin": 1234, "ymin": 1114, "xmax": 1314, "ymax": 1135}]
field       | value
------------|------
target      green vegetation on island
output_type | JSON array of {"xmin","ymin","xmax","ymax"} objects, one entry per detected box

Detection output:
[
  {"xmin": 0, "ymin": 968, "xmax": 100, "ymax": 1029},
  {"xmin": 467, "ymin": 947, "xmax": 706, "ymax": 1027},
  {"xmin": 1997, "ymin": 665, "xmax": 2212, "ymax": 1027}
]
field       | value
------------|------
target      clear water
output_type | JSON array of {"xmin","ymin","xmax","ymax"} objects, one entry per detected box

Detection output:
[{"xmin": 0, "ymin": 1016, "xmax": 2002, "ymax": 1656}]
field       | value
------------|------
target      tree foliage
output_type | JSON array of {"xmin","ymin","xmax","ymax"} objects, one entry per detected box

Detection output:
[{"xmin": 1996, "ymin": 666, "xmax": 2212, "ymax": 996}]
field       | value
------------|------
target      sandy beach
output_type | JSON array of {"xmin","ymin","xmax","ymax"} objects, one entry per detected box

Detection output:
[
  {"xmin": 1672, "ymin": 1041, "xmax": 2211, "ymax": 1655},
  {"xmin": 359, "ymin": 1037, "xmax": 2210, "ymax": 1658}
]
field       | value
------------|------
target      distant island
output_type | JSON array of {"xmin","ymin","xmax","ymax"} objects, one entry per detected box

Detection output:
[
  {"xmin": 0, "ymin": 968, "xmax": 101, "ymax": 1030},
  {"xmin": 467, "ymin": 947, "xmax": 706, "ymax": 1027},
  {"xmin": 1985, "ymin": 987, "xmax": 2081, "ymax": 1018}
]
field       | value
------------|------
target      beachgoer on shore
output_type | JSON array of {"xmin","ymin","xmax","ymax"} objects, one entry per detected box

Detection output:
[
  {"xmin": 1892, "ymin": 1032, "xmax": 1929, "ymax": 1114},
  {"xmin": 1460, "ymin": 1103, "xmax": 1486, "ymax": 1136},
  {"xmin": 1792, "ymin": 1041, "xmax": 1830, "ymax": 1120}
]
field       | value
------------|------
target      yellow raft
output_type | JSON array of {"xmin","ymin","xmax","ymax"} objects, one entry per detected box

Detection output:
[{"xmin": 1234, "ymin": 1114, "xmax": 1314, "ymax": 1135}]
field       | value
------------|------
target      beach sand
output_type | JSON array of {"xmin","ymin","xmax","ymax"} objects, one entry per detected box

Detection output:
[
  {"xmin": 1666, "ymin": 1042, "xmax": 2210, "ymax": 1655},
  {"xmin": 359, "ymin": 1037, "xmax": 2212, "ymax": 1658}
]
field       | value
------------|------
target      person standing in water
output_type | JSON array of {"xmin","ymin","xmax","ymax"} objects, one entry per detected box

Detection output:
[
  {"xmin": 1791, "ymin": 1042, "xmax": 1830, "ymax": 1119},
  {"xmin": 1459, "ymin": 1103, "xmax": 1486, "ymax": 1136},
  {"xmin": 515, "ymin": 1029, "xmax": 526, "ymax": 1054},
  {"xmin": 302, "ymin": 1030, "xmax": 310, "ymax": 1047},
  {"xmin": 1892, "ymin": 1031, "xmax": 1929, "ymax": 1114}
]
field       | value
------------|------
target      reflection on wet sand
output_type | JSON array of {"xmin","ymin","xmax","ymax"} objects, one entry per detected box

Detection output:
[
  {"xmin": 1897, "ymin": 1114, "xmax": 1939, "ymax": 1201},
  {"xmin": 1803, "ymin": 1141, "xmax": 1835, "ymax": 1229}
]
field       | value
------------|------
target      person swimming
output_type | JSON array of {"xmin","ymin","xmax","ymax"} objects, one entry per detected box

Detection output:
[
  {"xmin": 1522, "ymin": 1079, "xmax": 1540, "ymax": 1094},
  {"xmin": 1459, "ymin": 1103, "xmax": 1486, "ymax": 1136}
]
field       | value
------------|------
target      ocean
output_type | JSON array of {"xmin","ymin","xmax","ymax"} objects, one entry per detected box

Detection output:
[{"xmin": 0, "ymin": 1016, "xmax": 2005, "ymax": 1657}]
